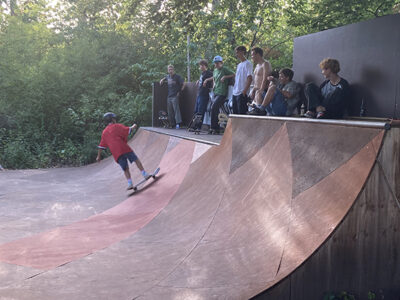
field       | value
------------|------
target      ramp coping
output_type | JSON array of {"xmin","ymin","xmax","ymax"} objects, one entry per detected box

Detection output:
[
  {"xmin": 230, "ymin": 114, "xmax": 391, "ymax": 129},
  {"xmin": 141, "ymin": 127, "xmax": 220, "ymax": 146}
]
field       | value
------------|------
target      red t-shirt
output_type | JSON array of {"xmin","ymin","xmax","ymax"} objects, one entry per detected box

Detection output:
[{"xmin": 98, "ymin": 123, "xmax": 133, "ymax": 161}]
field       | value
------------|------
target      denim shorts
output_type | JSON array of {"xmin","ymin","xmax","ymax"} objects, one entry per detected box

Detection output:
[
  {"xmin": 117, "ymin": 152, "xmax": 138, "ymax": 171},
  {"xmin": 266, "ymin": 89, "xmax": 287, "ymax": 116}
]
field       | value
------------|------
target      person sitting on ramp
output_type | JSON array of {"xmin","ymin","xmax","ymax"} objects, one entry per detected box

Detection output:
[
  {"xmin": 303, "ymin": 58, "xmax": 350, "ymax": 119},
  {"xmin": 96, "ymin": 112, "xmax": 149, "ymax": 190},
  {"xmin": 248, "ymin": 71, "xmax": 288, "ymax": 116}
]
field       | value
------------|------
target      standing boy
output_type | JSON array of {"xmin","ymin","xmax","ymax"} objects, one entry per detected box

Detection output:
[
  {"xmin": 96, "ymin": 112, "xmax": 149, "ymax": 190},
  {"xmin": 193, "ymin": 59, "xmax": 213, "ymax": 131},
  {"xmin": 232, "ymin": 46, "xmax": 253, "ymax": 114},
  {"xmin": 203, "ymin": 55, "xmax": 234, "ymax": 134},
  {"xmin": 249, "ymin": 47, "xmax": 272, "ymax": 107},
  {"xmin": 159, "ymin": 65, "xmax": 185, "ymax": 129}
]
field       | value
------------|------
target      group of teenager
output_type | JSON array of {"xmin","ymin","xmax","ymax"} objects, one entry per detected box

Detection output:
[
  {"xmin": 160, "ymin": 46, "xmax": 350, "ymax": 134},
  {"xmin": 97, "ymin": 47, "xmax": 350, "ymax": 189}
]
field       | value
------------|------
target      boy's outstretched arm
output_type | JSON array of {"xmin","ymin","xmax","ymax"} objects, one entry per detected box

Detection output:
[{"xmin": 130, "ymin": 124, "xmax": 137, "ymax": 134}]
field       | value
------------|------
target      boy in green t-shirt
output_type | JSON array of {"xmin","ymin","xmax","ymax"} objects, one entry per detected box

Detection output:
[{"xmin": 203, "ymin": 55, "xmax": 234, "ymax": 134}]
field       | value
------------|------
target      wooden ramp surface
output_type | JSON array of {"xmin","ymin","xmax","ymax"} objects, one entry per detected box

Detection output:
[{"xmin": 0, "ymin": 117, "xmax": 398, "ymax": 299}]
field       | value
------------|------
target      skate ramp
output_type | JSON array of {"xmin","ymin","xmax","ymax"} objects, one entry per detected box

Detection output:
[{"xmin": 0, "ymin": 117, "xmax": 398, "ymax": 299}]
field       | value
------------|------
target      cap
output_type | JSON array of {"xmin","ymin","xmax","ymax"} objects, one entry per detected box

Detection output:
[{"xmin": 213, "ymin": 55, "xmax": 223, "ymax": 63}]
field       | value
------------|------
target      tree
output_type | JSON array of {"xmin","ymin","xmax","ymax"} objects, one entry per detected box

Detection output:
[{"xmin": 1, "ymin": 0, "xmax": 399, "ymax": 168}]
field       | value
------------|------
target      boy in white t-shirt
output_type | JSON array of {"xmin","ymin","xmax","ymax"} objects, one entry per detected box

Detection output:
[{"xmin": 232, "ymin": 46, "xmax": 253, "ymax": 114}]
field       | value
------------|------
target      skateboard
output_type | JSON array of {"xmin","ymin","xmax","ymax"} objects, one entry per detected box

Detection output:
[
  {"xmin": 218, "ymin": 113, "xmax": 229, "ymax": 129},
  {"xmin": 128, "ymin": 167, "xmax": 160, "ymax": 192},
  {"xmin": 158, "ymin": 111, "xmax": 170, "ymax": 128},
  {"xmin": 187, "ymin": 114, "xmax": 203, "ymax": 133},
  {"xmin": 193, "ymin": 129, "xmax": 209, "ymax": 135},
  {"xmin": 189, "ymin": 127, "xmax": 205, "ymax": 134}
]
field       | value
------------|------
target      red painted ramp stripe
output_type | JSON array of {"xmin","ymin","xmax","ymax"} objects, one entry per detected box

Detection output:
[{"xmin": 0, "ymin": 139, "xmax": 195, "ymax": 270}]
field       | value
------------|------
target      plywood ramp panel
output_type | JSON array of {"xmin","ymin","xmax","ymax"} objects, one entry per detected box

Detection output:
[{"xmin": 255, "ymin": 128, "xmax": 400, "ymax": 299}]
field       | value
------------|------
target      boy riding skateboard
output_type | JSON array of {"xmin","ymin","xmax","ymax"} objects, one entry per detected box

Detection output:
[{"xmin": 96, "ymin": 112, "xmax": 149, "ymax": 190}]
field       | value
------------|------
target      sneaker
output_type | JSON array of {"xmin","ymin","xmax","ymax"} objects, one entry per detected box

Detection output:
[
  {"xmin": 127, "ymin": 183, "xmax": 134, "ymax": 190},
  {"xmin": 142, "ymin": 171, "xmax": 150, "ymax": 179},
  {"xmin": 247, "ymin": 107, "xmax": 266, "ymax": 116},
  {"xmin": 316, "ymin": 111, "xmax": 325, "ymax": 119},
  {"xmin": 304, "ymin": 111, "xmax": 316, "ymax": 118},
  {"xmin": 247, "ymin": 102, "xmax": 257, "ymax": 108}
]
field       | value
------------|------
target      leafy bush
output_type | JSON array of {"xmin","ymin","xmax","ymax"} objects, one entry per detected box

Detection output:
[{"xmin": 323, "ymin": 290, "xmax": 383, "ymax": 300}]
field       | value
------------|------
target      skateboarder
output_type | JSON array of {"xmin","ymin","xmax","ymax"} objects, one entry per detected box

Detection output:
[{"xmin": 96, "ymin": 112, "xmax": 149, "ymax": 190}]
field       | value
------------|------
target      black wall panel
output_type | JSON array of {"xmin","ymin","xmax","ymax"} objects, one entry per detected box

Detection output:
[{"xmin": 293, "ymin": 14, "xmax": 400, "ymax": 118}]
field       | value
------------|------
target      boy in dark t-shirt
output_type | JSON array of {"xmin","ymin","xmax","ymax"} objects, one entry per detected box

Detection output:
[
  {"xmin": 193, "ymin": 59, "xmax": 213, "ymax": 130},
  {"xmin": 96, "ymin": 112, "xmax": 149, "ymax": 190},
  {"xmin": 304, "ymin": 58, "xmax": 350, "ymax": 119}
]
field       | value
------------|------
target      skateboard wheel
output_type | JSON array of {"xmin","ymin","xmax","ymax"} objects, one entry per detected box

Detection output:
[
  {"xmin": 152, "ymin": 175, "xmax": 156, "ymax": 179},
  {"xmin": 133, "ymin": 187, "xmax": 137, "ymax": 191}
]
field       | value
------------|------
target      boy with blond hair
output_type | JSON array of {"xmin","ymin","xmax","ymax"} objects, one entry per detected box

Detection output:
[{"xmin": 304, "ymin": 58, "xmax": 350, "ymax": 119}]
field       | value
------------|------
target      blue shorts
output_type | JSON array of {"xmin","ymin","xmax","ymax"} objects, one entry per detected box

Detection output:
[{"xmin": 117, "ymin": 152, "xmax": 138, "ymax": 171}]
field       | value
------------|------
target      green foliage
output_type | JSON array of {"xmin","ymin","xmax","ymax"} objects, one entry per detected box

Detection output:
[
  {"xmin": 285, "ymin": 0, "xmax": 399, "ymax": 34},
  {"xmin": 323, "ymin": 290, "xmax": 384, "ymax": 300},
  {"xmin": 324, "ymin": 291, "xmax": 356, "ymax": 300},
  {"xmin": 0, "ymin": 0, "xmax": 398, "ymax": 169},
  {"xmin": 0, "ymin": 8, "xmax": 155, "ymax": 169}
]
